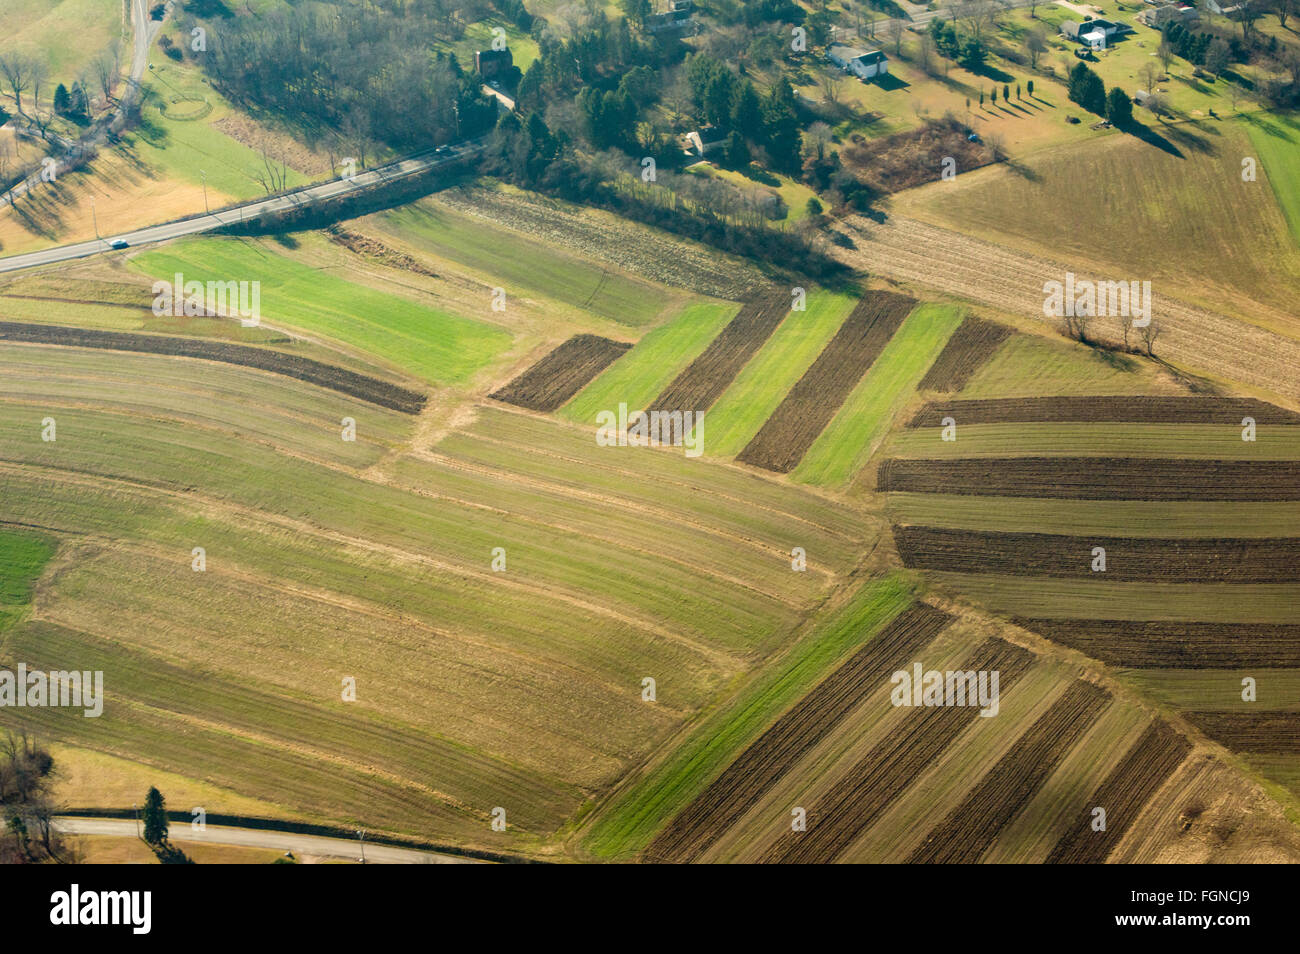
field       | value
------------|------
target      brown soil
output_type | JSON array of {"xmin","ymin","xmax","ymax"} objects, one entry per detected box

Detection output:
[
  {"xmin": 894, "ymin": 526, "xmax": 1300, "ymax": 583},
  {"xmin": 645, "ymin": 287, "xmax": 789, "ymax": 419},
  {"xmin": 490, "ymin": 335, "xmax": 631, "ymax": 412},
  {"xmin": 1014, "ymin": 620, "xmax": 1300, "ymax": 669},
  {"xmin": 737, "ymin": 290, "xmax": 916, "ymax": 473},
  {"xmin": 908, "ymin": 396, "xmax": 1300, "ymax": 427},
  {"xmin": 908, "ymin": 680, "xmax": 1111, "ymax": 863},
  {"xmin": 761, "ymin": 638, "xmax": 1036, "ymax": 864},
  {"xmin": 0, "ymin": 322, "xmax": 426, "ymax": 414},
  {"xmin": 1185, "ymin": 711, "xmax": 1300, "ymax": 754},
  {"xmin": 916, "ymin": 316, "xmax": 1013, "ymax": 393},
  {"xmin": 877, "ymin": 457, "xmax": 1300, "ymax": 500},
  {"xmin": 643, "ymin": 603, "xmax": 953, "ymax": 864},
  {"xmin": 1046, "ymin": 720, "xmax": 1191, "ymax": 863}
]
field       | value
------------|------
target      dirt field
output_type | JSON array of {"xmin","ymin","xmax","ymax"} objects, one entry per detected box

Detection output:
[
  {"xmin": 1046, "ymin": 720, "xmax": 1191, "ymax": 864},
  {"xmin": 1016, "ymin": 620, "xmax": 1300, "ymax": 669},
  {"xmin": 916, "ymin": 317, "xmax": 1012, "ymax": 393},
  {"xmin": 894, "ymin": 526, "xmax": 1300, "ymax": 583},
  {"xmin": 1185, "ymin": 712, "xmax": 1300, "ymax": 755},
  {"xmin": 760, "ymin": 638, "xmax": 1036, "ymax": 864},
  {"xmin": 907, "ymin": 680, "xmax": 1111, "ymax": 864},
  {"xmin": 827, "ymin": 213, "xmax": 1300, "ymax": 405},
  {"xmin": 737, "ymin": 291, "xmax": 915, "ymax": 473},
  {"xmin": 644, "ymin": 603, "xmax": 952, "ymax": 864},
  {"xmin": 490, "ymin": 335, "xmax": 631, "ymax": 412},
  {"xmin": 877, "ymin": 457, "xmax": 1300, "ymax": 501},
  {"xmin": 907, "ymin": 396, "xmax": 1300, "ymax": 428},
  {"xmin": 0, "ymin": 323, "xmax": 427, "ymax": 413},
  {"xmin": 644, "ymin": 288, "xmax": 788, "ymax": 419}
]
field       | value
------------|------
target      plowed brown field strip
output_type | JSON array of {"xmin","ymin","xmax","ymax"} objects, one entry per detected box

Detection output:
[
  {"xmin": 737, "ymin": 291, "xmax": 916, "ymax": 473},
  {"xmin": 644, "ymin": 288, "xmax": 788, "ymax": 416},
  {"xmin": 894, "ymin": 526, "xmax": 1300, "ymax": 583},
  {"xmin": 1046, "ymin": 720, "xmax": 1191, "ymax": 863},
  {"xmin": 907, "ymin": 680, "xmax": 1111, "ymax": 863},
  {"xmin": 489, "ymin": 334, "xmax": 631, "ymax": 412},
  {"xmin": 916, "ymin": 317, "xmax": 1012, "ymax": 393},
  {"xmin": 643, "ymin": 603, "xmax": 953, "ymax": 864},
  {"xmin": 1016, "ymin": 620, "xmax": 1300, "ymax": 669},
  {"xmin": 761, "ymin": 638, "xmax": 1036, "ymax": 864},
  {"xmin": 0, "ymin": 322, "xmax": 427, "ymax": 413},
  {"xmin": 907, "ymin": 396, "xmax": 1300, "ymax": 428},
  {"xmin": 877, "ymin": 457, "xmax": 1300, "ymax": 500},
  {"xmin": 1185, "ymin": 711, "xmax": 1300, "ymax": 754}
]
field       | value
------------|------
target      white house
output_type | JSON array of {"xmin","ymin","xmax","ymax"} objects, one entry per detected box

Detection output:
[{"xmin": 827, "ymin": 44, "xmax": 889, "ymax": 80}]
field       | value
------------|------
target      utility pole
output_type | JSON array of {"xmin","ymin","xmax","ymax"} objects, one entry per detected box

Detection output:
[
  {"xmin": 200, "ymin": 169, "xmax": 209, "ymax": 213},
  {"xmin": 133, "ymin": 803, "xmax": 140, "ymax": 839},
  {"xmin": 90, "ymin": 195, "xmax": 101, "ymax": 241},
  {"xmin": 357, "ymin": 828, "xmax": 366, "ymax": 864}
]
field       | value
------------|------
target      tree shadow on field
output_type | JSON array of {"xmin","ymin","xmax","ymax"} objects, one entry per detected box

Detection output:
[
  {"xmin": 1002, "ymin": 157, "xmax": 1040, "ymax": 181},
  {"xmin": 1127, "ymin": 120, "xmax": 1185, "ymax": 158}
]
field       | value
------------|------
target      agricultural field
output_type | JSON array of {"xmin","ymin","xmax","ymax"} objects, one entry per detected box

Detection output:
[{"xmin": 3, "ymin": 0, "xmax": 1300, "ymax": 880}]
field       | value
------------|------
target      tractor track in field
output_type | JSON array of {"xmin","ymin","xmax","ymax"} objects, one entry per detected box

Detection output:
[
  {"xmin": 0, "ymin": 460, "xmax": 741, "ymax": 670},
  {"xmin": 760, "ymin": 637, "xmax": 1036, "ymax": 864},
  {"xmin": 644, "ymin": 603, "xmax": 953, "ymax": 864}
]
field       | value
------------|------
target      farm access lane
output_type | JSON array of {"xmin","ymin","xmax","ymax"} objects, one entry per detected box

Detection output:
[
  {"xmin": 53, "ymin": 817, "xmax": 484, "ymax": 864},
  {"xmin": 0, "ymin": 140, "xmax": 487, "ymax": 275}
]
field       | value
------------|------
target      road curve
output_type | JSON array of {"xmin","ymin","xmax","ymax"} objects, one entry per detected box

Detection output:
[{"xmin": 54, "ymin": 817, "xmax": 485, "ymax": 864}]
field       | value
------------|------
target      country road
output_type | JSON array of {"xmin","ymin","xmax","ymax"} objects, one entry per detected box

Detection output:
[
  {"xmin": 54, "ymin": 817, "xmax": 485, "ymax": 864},
  {"xmin": 2, "ymin": 0, "xmax": 167, "ymax": 208},
  {"xmin": 0, "ymin": 142, "xmax": 485, "ymax": 274}
]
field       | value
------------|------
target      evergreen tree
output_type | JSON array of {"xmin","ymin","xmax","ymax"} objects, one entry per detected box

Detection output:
[
  {"xmin": 53, "ymin": 83, "xmax": 70, "ymax": 116},
  {"xmin": 1106, "ymin": 86, "xmax": 1133, "ymax": 126},
  {"xmin": 142, "ymin": 786, "xmax": 168, "ymax": 846}
]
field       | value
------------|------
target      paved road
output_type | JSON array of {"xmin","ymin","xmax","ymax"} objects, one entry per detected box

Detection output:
[
  {"xmin": 0, "ymin": 141, "xmax": 485, "ymax": 274},
  {"xmin": 54, "ymin": 817, "xmax": 485, "ymax": 864},
  {"xmin": 3, "ymin": 0, "xmax": 165, "ymax": 208}
]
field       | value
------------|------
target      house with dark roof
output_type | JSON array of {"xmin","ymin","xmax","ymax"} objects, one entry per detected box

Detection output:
[
  {"xmin": 1062, "ymin": 18, "xmax": 1133, "ymax": 49},
  {"xmin": 827, "ymin": 44, "xmax": 889, "ymax": 80}
]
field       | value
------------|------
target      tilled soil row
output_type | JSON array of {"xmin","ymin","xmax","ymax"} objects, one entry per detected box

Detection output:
[
  {"xmin": 908, "ymin": 680, "xmax": 1111, "ymax": 863},
  {"xmin": 916, "ymin": 316, "xmax": 1012, "ymax": 393},
  {"xmin": 894, "ymin": 525, "xmax": 1300, "ymax": 583},
  {"xmin": 644, "ymin": 288, "xmax": 789, "ymax": 420},
  {"xmin": 907, "ymin": 395, "xmax": 1300, "ymax": 428},
  {"xmin": 0, "ymin": 321, "xmax": 427, "ymax": 414},
  {"xmin": 644, "ymin": 603, "xmax": 953, "ymax": 864},
  {"xmin": 1046, "ymin": 720, "xmax": 1191, "ymax": 863},
  {"xmin": 1185, "ymin": 711, "xmax": 1300, "ymax": 754},
  {"xmin": 737, "ymin": 290, "xmax": 916, "ymax": 473},
  {"xmin": 877, "ymin": 456, "xmax": 1300, "ymax": 500},
  {"xmin": 1015, "ymin": 619, "xmax": 1300, "ymax": 669},
  {"xmin": 760, "ymin": 637, "xmax": 1037, "ymax": 864},
  {"xmin": 490, "ymin": 334, "xmax": 631, "ymax": 412}
]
